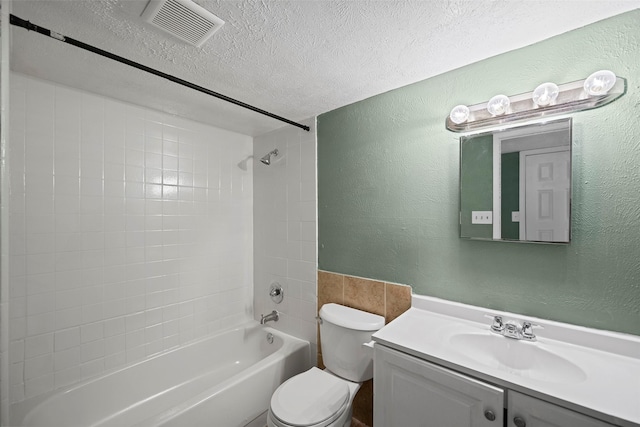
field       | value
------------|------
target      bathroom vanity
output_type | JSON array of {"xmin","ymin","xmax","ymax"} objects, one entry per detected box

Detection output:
[{"xmin": 372, "ymin": 295, "xmax": 640, "ymax": 427}]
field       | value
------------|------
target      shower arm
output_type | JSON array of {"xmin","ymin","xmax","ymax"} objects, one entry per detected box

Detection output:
[{"xmin": 9, "ymin": 14, "xmax": 310, "ymax": 133}]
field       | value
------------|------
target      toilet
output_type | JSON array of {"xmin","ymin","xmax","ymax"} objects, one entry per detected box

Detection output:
[{"xmin": 267, "ymin": 303, "xmax": 385, "ymax": 427}]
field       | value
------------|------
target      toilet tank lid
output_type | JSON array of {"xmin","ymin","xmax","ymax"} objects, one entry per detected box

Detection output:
[{"xmin": 320, "ymin": 303, "xmax": 385, "ymax": 331}]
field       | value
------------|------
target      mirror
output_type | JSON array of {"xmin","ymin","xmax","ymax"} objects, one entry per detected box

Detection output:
[{"xmin": 460, "ymin": 118, "xmax": 572, "ymax": 244}]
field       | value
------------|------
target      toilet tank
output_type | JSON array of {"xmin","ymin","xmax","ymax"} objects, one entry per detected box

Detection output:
[{"xmin": 319, "ymin": 303, "xmax": 385, "ymax": 382}]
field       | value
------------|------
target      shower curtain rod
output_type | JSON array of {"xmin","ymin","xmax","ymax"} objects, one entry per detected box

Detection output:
[{"xmin": 9, "ymin": 14, "xmax": 310, "ymax": 132}]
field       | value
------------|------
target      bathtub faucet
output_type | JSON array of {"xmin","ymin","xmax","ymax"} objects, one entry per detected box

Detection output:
[{"xmin": 260, "ymin": 310, "xmax": 279, "ymax": 325}]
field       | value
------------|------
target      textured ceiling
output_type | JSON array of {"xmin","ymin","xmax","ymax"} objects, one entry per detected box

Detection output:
[{"xmin": 9, "ymin": 0, "xmax": 640, "ymax": 136}]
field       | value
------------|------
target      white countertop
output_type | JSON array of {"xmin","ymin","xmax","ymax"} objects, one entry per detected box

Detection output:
[{"xmin": 372, "ymin": 295, "xmax": 640, "ymax": 427}]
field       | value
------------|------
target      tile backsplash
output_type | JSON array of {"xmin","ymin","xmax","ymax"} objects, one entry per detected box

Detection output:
[
  {"xmin": 317, "ymin": 270, "xmax": 411, "ymax": 427},
  {"xmin": 8, "ymin": 74, "xmax": 254, "ymax": 402}
]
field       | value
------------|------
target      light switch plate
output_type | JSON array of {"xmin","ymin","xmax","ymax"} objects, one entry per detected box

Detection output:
[
  {"xmin": 512, "ymin": 211, "xmax": 520, "ymax": 222},
  {"xmin": 472, "ymin": 211, "xmax": 493, "ymax": 224}
]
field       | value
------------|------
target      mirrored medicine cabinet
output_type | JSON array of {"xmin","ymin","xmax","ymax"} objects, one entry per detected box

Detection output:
[{"xmin": 460, "ymin": 118, "xmax": 572, "ymax": 244}]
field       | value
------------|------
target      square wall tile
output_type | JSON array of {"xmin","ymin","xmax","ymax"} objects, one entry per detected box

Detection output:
[
  {"xmin": 317, "ymin": 271, "xmax": 344, "ymax": 309},
  {"xmin": 9, "ymin": 73, "xmax": 254, "ymax": 404},
  {"xmin": 254, "ymin": 121, "xmax": 317, "ymax": 356},
  {"xmin": 316, "ymin": 270, "xmax": 412, "ymax": 427},
  {"xmin": 344, "ymin": 276, "xmax": 385, "ymax": 318}
]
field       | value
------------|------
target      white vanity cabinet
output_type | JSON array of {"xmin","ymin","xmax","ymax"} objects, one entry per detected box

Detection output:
[
  {"xmin": 374, "ymin": 344, "xmax": 505, "ymax": 427},
  {"xmin": 372, "ymin": 298, "xmax": 640, "ymax": 426},
  {"xmin": 507, "ymin": 391, "xmax": 616, "ymax": 427},
  {"xmin": 374, "ymin": 344, "xmax": 618, "ymax": 427}
]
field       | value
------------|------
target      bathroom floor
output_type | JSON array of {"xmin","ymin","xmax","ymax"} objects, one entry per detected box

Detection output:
[
  {"xmin": 258, "ymin": 417, "xmax": 367, "ymax": 427},
  {"xmin": 351, "ymin": 418, "xmax": 369, "ymax": 427}
]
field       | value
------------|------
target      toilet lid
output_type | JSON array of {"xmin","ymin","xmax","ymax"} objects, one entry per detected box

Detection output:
[{"xmin": 270, "ymin": 367, "xmax": 350, "ymax": 427}]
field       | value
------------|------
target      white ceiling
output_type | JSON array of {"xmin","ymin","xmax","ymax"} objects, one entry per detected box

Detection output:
[{"xmin": 9, "ymin": 0, "xmax": 640, "ymax": 136}]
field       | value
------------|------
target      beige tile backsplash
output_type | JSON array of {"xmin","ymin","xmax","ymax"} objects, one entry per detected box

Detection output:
[{"xmin": 317, "ymin": 270, "xmax": 412, "ymax": 427}]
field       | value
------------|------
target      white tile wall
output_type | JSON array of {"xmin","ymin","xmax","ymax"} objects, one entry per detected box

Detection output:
[
  {"xmin": 253, "ymin": 120, "xmax": 318, "ymax": 358},
  {"xmin": 8, "ymin": 74, "xmax": 254, "ymax": 403}
]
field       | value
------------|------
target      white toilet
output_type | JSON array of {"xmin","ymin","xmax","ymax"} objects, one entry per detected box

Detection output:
[{"xmin": 267, "ymin": 303, "xmax": 385, "ymax": 427}]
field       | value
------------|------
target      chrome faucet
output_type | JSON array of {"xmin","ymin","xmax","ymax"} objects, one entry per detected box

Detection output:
[
  {"xmin": 260, "ymin": 310, "xmax": 279, "ymax": 325},
  {"xmin": 489, "ymin": 315, "xmax": 538, "ymax": 341}
]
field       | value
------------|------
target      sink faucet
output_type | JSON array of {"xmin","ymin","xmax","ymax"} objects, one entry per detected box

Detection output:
[
  {"xmin": 489, "ymin": 315, "xmax": 538, "ymax": 341},
  {"xmin": 260, "ymin": 310, "xmax": 279, "ymax": 325}
]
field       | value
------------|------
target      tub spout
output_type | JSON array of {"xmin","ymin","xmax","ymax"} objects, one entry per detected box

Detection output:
[{"xmin": 260, "ymin": 310, "xmax": 279, "ymax": 325}]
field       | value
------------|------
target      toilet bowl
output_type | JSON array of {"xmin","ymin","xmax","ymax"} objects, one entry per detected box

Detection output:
[
  {"xmin": 267, "ymin": 367, "xmax": 360, "ymax": 427},
  {"xmin": 267, "ymin": 304, "xmax": 385, "ymax": 427}
]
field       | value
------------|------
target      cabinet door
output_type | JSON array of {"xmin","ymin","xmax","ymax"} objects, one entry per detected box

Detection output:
[
  {"xmin": 508, "ymin": 391, "xmax": 616, "ymax": 427},
  {"xmin": 374, "ymin": 345, "xmax": 504, "ymax": 427}
]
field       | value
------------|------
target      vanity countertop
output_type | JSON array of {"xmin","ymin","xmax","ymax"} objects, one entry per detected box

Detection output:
[{"xmin": 372, "ymin": 295, "xmax": 640, "ymax": 427}]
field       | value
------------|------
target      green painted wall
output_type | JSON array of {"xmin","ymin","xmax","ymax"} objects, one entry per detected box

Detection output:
[
  {"xmin": 501, "ymin": 152, "xmax": 520, "ymax": 240},
  {"xmin": 460, "ymin": 134, "xmax": 493, "ymax": 239},
  {"xmin": 317, "ymin": 10, "xmax": 640, "ymax": 335}
]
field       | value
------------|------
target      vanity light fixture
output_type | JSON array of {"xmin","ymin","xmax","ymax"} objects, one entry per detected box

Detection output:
[{"xmin": 446, "ymin": 70, "xmax": 626, "ymax": 132}]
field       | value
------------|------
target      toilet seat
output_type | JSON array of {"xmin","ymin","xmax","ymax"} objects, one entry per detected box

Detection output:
[{"xmin": 270, "ymin": 367, "xmax": 350, "ymax": 427}]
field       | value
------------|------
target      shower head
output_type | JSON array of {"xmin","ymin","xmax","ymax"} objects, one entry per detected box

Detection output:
[{"xmin": 260, "ymin": 149, "xmax": 279, "ymax": 165}]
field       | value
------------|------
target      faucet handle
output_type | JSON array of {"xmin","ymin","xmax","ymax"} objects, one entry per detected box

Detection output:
[
  {"xmin": 521, "ymin": 321, "xmax": 541, "ymax": 340},
  {"xmin": 486, "ymin": 315, "xmax": 505, "ymax": 332},
  {"xmin": 269, "ymin": 283, "xmax": 284, "ymax": 304}
]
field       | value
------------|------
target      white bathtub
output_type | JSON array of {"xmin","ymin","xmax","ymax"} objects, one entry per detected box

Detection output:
[{"xmin": 14, "ymin": 323, "xmax": 310, "ymax": 427}]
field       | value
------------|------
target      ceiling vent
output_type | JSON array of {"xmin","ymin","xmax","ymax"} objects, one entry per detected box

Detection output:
[{"xmin": 141, "ymin": 0, "xmax": 225, "ymax": 47}]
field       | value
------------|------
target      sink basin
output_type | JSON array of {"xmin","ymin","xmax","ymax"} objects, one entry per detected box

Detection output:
[{"xmin": 448, "ymin": 332, "xmax": 587, "ymax": 384}]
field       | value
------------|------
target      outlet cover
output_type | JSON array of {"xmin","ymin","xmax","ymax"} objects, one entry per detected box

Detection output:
[{"xmin": 472, "ymin": 211, "xmax": 493, "ymax": 224}]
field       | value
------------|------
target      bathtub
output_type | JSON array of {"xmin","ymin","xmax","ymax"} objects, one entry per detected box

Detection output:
[{"xmin": 13, "ymin": 323, "xmax": 310, "ymax": 427}]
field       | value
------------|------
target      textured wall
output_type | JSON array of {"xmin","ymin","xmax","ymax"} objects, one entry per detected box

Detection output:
[
  {"xmin": 317, "ymin": 10, "xmax": 640, "ymax": 335},
  {"xmin": 12, "ymin": 1, "xmax": 640, "ymax": 136},
  {"xmin": 501, "ymin": 153, "xmax": 520, "ymax": 240},
  {"xmin": 460, "ymin": 134, "xmax": 493, "ymax": 239}
]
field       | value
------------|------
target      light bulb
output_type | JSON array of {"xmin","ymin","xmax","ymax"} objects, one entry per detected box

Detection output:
[
  {"xmin": 487, "ymin": 95, "xmax": 510, "ymax": 116},
  {"xmin": 583, "ymin": 70, "xmax": 616, "ymax": 96},
  {"xmin": 532, "ymin": 82, "xmax": 559, "ymax": 106},
  {"xmin": 449, "ymin": 105, "xmax": 470, "ymax": 124}
]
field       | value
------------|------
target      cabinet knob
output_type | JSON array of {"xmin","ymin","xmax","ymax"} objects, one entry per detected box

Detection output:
[
  {"xmin": 513, "ymin": 416, "xmax": 527, "ymax": 427},
  {"xmin": 484, "ymin": 410, "xmax": 496, "ymax": 421}
]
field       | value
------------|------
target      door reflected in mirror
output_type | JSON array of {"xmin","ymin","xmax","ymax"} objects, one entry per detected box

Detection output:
[{"xmin": 460, "ymin": 118, "xmax": 572, "ymax": 244}]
